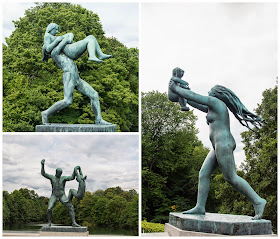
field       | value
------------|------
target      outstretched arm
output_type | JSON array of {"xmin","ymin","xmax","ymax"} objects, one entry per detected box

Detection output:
[
  {"xmin": 170, "ymin": 81, "xmax": 210, "ymax": 106},
  {"xmin": 172, "ymin": 76, "xmax": 189, "ymax": 86},
  {"xmin": 41, "ymin": 159, "xmax": 52, "ymax": 179},
  {"xmin": 188, "ymin": 100, "xmax": 208, "ymax": 113},
  {"xmin": 63, "ymin": 167, "xmax": 76, "ymax": 181}
]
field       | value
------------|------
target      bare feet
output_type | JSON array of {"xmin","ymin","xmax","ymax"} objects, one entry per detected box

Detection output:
[
  {"xmin": 47, "ymin": 222, "xmax": 51, "ymax": 227},
  {"xmin": 181, "ymin": 106, "xmax": 190, "ymax": 111},
  {"xmin": 41, "ymin": 111, "xmax": 48, "ymax": 124},
  {"xmin": 99, "ymin": 53, "xmax": 112, "ymax": 60},
  {"xmin": 72, "ymin": 222, "xmax": 81, "ymax": 227},
  {"xmin": 252, "ymin": 198, "xmax": 267, "ymax": 220},
  {"xmin": 95, "ymin": 119, "xmax": 112, "ymax": 125},
  {"xmin": 182, "ymin": 206, "xmax": 205, "ymax": 215},
  {"xmin": 88, "ymin": 56, "xmax": 103, "ymax": 63}
]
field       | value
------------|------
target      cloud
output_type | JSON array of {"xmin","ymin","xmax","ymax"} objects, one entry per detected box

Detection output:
[{"xmin": 3, "ymin": 135, "xmax": 139, "ymax": 197}]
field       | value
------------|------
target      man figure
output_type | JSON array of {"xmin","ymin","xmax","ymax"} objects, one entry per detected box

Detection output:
[{"xmin": 41, "ymin": 159, "xmax": 80, "ymax": 227}]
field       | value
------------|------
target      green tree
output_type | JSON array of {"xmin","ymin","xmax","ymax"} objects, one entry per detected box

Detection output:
[
  {"xmin": 142, "ymin": 91, "xmax": 212, "ymax": 223},
  {"xmin": 214, "ymin": 85, "xmax": 277, "ymax": 232},
  {"xmin": 3, "ymin": 3, "xmax": 138, "ymax": 132}
]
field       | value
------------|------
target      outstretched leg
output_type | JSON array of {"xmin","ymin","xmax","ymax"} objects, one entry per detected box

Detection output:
[
  {"xmin": 47, "ymin": 195, "xmax": 57, "ymax": 226},
  {"xmin": 63, "ymin": 35, "xmax": 112, "ymax": 63},
  {"xmin": 216, "ymin": 145, "xmax": 266, "ymax": 220},
  {"xmin": 183, "ymin": 150, "xmax": 218, "ymax": 214},
  {"xmin": 76, "ymin": 78, "xmax": 112, "ymax": 125},
  {"xmin": 41, "ymin": 72, "xmax": 75, "ymax": 124}
]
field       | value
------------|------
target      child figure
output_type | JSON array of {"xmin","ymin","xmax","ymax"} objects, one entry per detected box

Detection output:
[
  {"xmin": 168, "ymin": 67, "xmax": 190, "ymax": 111},
  {"xmin": 68, "ymin": 166, "xmax": 87, "ymax": 201}
]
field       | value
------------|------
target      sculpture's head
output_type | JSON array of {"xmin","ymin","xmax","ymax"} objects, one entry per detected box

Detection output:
[
  {"xmin": 46, "ymin": 23, "xmax": 60, "ymax": 35},
  {"xmin": 172, "ymin": 67, "xmax": 184, "ymax": 78},
  {"xmin": 55, "ymin": 168, "xmax": 63, "ymax": 177}
]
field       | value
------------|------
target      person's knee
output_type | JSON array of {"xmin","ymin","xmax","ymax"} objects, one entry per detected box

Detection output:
[
  {"xmin": 91, "ymin": 91, "xmax": 99, "ymax": 100},
  {"xmin": 47, "ymin": 208, "xmax": 52, "ymax": 212},
  {"xmin": 199, "ymin": 168, "xmax": 210, "ymax": 181},
  {"xmin": 63, "ymin": 97, "xmax": 73, "ymax": 107},
  {"xmin": 86, "ymin": 35, "xmax": 96, "ymax": 41},
  {"xmin": 223, "ymin": 173, "xmax": 238, "ymax": 185}
]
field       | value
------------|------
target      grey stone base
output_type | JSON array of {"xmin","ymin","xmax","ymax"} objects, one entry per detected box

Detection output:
[
  {"xmin": 35, "ymin": 123, "xmax": 117, "ymax": 132},
  {"xmin": 169, "ymin": 212, "xmax": 272, "ymax": 235},
  {"xmin": 40, "ymin": 226, "xmax": 88, "ymax": 237}
]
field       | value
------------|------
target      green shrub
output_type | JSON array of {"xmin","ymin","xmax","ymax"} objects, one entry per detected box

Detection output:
[{"xmin": 141, "ymin": 220, "xmax": 165, "ymax": 233}]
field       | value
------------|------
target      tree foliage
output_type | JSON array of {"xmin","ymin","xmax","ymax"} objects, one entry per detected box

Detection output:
[
  {"xmin": 142, "ymin": 91, "xmax": 216, "ymax": 223},
  {"xmin": 213, "ymin": 85, "xmax": 277, "ymax": 232},
  {"xmin": 3, "ymin": 187, "xmax": 138, "ymax": 231},
  {"xmin": 3, "ymin": 3, "xmax": 138, "ymax": 132}
]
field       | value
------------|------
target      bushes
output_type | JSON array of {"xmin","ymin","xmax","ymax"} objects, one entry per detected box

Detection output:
[{"xmin": 141, "ymin": 220, "xmax": 165, "ymax": 233}]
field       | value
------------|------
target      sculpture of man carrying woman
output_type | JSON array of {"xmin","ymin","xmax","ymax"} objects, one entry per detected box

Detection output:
[
  {"xmin": 42, "ymin": 23, "xmax": 112, "ymax": 125},
  {"xmin": 169, "ymin": 67, "xmax": 266, "ymax": 220}
]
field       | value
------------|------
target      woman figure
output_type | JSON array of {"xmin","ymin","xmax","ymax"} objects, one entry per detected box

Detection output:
[
  {"xmin": 68, "ymin": 166, "xmax": 87, "ymax": 201},
  {"xmin": 169, "ymin": 82, "xmax": 266, "ymax": 220},
  {"xmin": 42, "ymin": 23, "xmax": 111, "ymax": 63},
  {"xmin": 41, "ymin": 23, "xmax": 112, "ymax": 125}
]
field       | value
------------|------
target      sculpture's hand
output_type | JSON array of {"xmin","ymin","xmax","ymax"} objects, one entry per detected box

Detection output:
[
  {"xmin": 41, "ymin": 159, "xmax": 45, "ymax": 165},
  {"xmin": 169, "ymin": 81, "xmax": 179, "ymax": 92}
]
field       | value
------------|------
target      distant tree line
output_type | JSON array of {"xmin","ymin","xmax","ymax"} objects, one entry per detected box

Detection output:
[
  {"xmin": 142, "ymin": 86, "xmax": 277, "ymax": 232},
  {"xmin": 3, "ymin": 186, "xmax": 138, "ymax": 231}
]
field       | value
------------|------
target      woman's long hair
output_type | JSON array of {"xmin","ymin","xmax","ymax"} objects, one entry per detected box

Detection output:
[{"xmin": 212, "ymin": 85, "xmax": 265, "ymax": 131}]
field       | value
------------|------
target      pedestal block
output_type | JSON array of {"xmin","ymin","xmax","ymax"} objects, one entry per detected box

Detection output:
[
  {"xmin": 168, "ymin": 212, "xmax": 272, "ymax": 236},
  {"xmin": 40, "ymin": 226, "xmax": 88, "ymax": 237},
  {"xmin": 35, "ymin": 123, "xmax": 117, "ymax": 132}
]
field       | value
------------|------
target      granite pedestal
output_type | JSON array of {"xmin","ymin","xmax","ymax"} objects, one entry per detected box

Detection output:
[
  {"xmin": 168, "ymin": 212, "xmax": 272, "ymax": 236},
  {"xmin": 35, "ymin": 123, "xmax": 117, "ymax": 132},
  {"xmin": 40, "ymin": 226, "xmax": 88, "ymax": 237}
]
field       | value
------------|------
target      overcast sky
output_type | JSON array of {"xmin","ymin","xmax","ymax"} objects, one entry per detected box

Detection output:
[
  {"xmin": 141, "ymin": 2, "xmax": 278, "ymax": 167},
  {"xmin": 2, "ymin": 2, "xmax": 139, "ymax": 48},
  {"xmin": 3, "ymin": 135, "xmax": 139, "ymax": 197}
]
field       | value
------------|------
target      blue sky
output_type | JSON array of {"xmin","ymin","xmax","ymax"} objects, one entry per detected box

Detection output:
[
  {"xmin": 3, "ymin": 135, "xmax": 139, "ymax": 197},
  {"xmin": 2, "ymin": 2, "xmax": 139, "ymax": 48}
]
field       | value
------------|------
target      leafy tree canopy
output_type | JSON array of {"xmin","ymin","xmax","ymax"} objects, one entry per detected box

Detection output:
[{"xmin": 3, "ymin": 3, "xmax": 138, "ymax": 132}]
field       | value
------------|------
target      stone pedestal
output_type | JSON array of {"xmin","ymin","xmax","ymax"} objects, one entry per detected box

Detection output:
[
  {"xmin": 40, "ymin": 226, "xmax": 88, "ymax": 237},
  {"xmin": 35, "ymin": 123, "xmax": 117, "ymax": 132},
  {"xmin": 168, "ymin": 212, "xmax": 272, "ymax": 236}
]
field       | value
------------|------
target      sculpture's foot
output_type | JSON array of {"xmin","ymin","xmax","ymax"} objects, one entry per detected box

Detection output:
[
  {"xmin": 252, "ymin": 198, "xmax": 266, "ymax": 220},
  {"xmin": 99, "ymin": 53, "xmax": 112, "ymax": 60},
  {"xmin": 72, "ymin": 222, "xmax": 81, "ymax": 227},
  {"xmin": 89, "ymin": 56, "xmax": 103, "ymax": 63},
  {"xmin": 181, "ymin": 106, "xmax": 190, "ymax": 111},
  {"xmin": 41, "ymin": 111, "xmax": 48, "ymax": 125},
  {"xmin": 95, "ymin": 119, "xmax": 112, "ymax": 125},
  {"xmin": 47, "ymin": 222, "xmax": 51, "ymax": 227},
  {"xmin": 182, "ymin": 206, "xmax": 206, "ymax": 215}
]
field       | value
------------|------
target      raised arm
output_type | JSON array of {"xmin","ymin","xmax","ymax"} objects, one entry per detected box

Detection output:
[
  {"xmin": 170, "ymin": 81, "xmax": 210, "ymax": 106},
  {"xmin": 188, "ymin": 100, "xmax": 208, "ymax": 113},
  {"xmin": 41, "ymin": 159, "xmax": 52, "ymax": 179},
  {"xmin": 63, "ymin": 167, "xmax": 76, "ymax": 181}
]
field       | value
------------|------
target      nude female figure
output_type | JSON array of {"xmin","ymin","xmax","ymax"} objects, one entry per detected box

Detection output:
[
  {"xmin": 41, "ymin": 23, "xmax": 112, "ymax": 124},
  {"xmin": 169, "ymin": 82, "xmax": 266, "ymax": 220},
  {"xmin": 68, "ymin": 166, "xmax": 87, "ymax": 201}
]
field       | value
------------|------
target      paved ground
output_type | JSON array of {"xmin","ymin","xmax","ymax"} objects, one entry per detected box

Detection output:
[{"xmin": 141, "ymin": 232, "xmax": 169, "ymax": 237}]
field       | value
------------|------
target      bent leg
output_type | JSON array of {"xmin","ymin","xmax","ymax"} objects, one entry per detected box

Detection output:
[
  {"xmin": 60, "ymin": 195, "xmax": 80, "ymax": 227},
  {"xmin": 216, "ymin": 145, "xmax": 266, "ymax": 220},
  {"xmin": 47, "ymin": 195, "xmax": 57, "ymax": 226},
  {"xmin": 42, "ymin": 72, "xmax": 75, "ymax": 124},
  {"xmin": 63, "ymin": 35, "xmax": 111, "ymax": 62},
  {"xmin": 179, "ymin": 97, "xmax": 189, "ymax": 111},
  {"xmin": 184, "ymin": 149, "xmax": 218, "ymax": 214},
  {"xmin": 76, "ymin": 78, "xmax": 112, "ymax": 125},
  {"xmin": 68, "ymin": 189, "xmax": 78, "ymax": 202}
]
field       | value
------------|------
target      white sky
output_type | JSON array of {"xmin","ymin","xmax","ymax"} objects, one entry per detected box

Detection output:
[
  {"xmin": 141, "ymin": 2, "xmax": 278, "ymax": 167},
  {"xmin": 1, "ymin": 2, "xmax": 139, "ymax": 48},
  {"xmin": 3, "ymin": 135, "xmax": 139, "ymax": 197}
]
